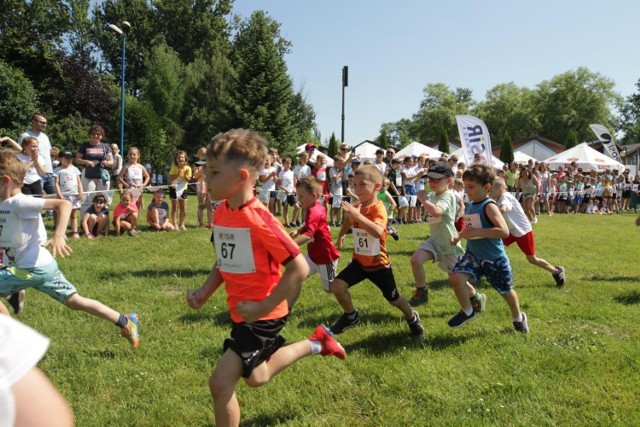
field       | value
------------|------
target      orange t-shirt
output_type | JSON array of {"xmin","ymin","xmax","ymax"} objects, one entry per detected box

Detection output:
[
  {"xmin": 350, "ymin": 198, "xmax": 390, "ymax": 270},
  {"xmin": 213, "ymin": 198, "xmax": 301, "ymax": 323}
]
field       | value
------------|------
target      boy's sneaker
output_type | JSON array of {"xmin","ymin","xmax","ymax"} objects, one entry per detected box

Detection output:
[
  {"xmin": 121, "ymin": 313, "xmax": 140, "ymax": 349},
  {"xmin": 406, "ymin": 310, "xmax": 425, "ymax": 338},
  {"xmin": 7, "ymin": 290, "xmax": 25, "ymax": 315},
  {"xmin": 470, "ymin": 293, "xmax": 487, "ymax": 313},
  {"xmin": 552, "ymin": 266, "xmax": 565, "ymax": 287},
  {"xmin": 329, "ymin": 312, "xmax": 360, "ymax": 334},
  {"xmin": 388, "ymin": 226, "xmax": 400, "ymax": 241},
  {"xmin": 409, "ymin": 288, "xmax": 428, "ymax": 307},
  {"xmin": 448, "ymin": 309, "xmax": 476, "ymax": 328},
  {"xmin": 513, "ymin": 312, "xmax": 529, "ymax": 334},
  {"xmin": 309, "ymin": 324, "xmax": 346, "ymax": 359}
]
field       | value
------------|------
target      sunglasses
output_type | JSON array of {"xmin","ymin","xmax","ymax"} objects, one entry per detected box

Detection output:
[{"xmin": 36, "ymin": 120, "xmax": 48, "ymax": 125}]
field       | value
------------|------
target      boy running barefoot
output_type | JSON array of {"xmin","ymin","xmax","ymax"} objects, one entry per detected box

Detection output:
[
  {"xmin": 288, "ymin": 176, "xmax": 341, "ymax": 308},
  {"xmin": 0, "ymin": 151, "xmax": 139, "ymax": 347},
  {"xmin": 490, "ymin": 178, "xmax": 565, "ymax": 287},
  {"xmin": 449, "ymin": 165, "xmax": 529, "ymax": 333},
  {"xmin": 409, "ymin": 161, "xmax": 465, "ymax": 306},
  {"xmin": 186, "ymin": 129, "xmax": 345, "ymax": 427},
  {"xmin": 330, "ymin": 165, "xmax": 424, "ymax": 338}
]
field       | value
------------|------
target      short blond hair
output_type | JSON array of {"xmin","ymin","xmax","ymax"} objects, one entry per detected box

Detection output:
[
  {"xmin": 0, "ymin": 150, "xmax": 27, "ymax": 184},
  {"xmin": 354, "ymin": 164, "xmax": 383, "ymax": 185},
  {"xmin": 207, "ymin": 129, "xmax": 268, "ymax": 171}
]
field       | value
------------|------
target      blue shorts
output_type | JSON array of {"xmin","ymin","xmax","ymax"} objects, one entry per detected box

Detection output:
[
  {"xmin": 0, "ymin": 261, "xmax": 77, "ymax": 303},
  {"xmin": 452, "ymin": 252, "xmax": 514, "ymax": 294},
  {"xmin": 404, "ymin": 185, "xmax": 417, "ymax": 196}
]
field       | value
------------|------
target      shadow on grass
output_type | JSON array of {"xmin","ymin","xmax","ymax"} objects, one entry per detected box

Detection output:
[
  {"xmin": 98, "ymin": 268, "xmax": 211, "ymax": 281},
  {"xmin": 614, "ymin": 290, "xmax": 640, "ymax": 305},
  {"xmin": 241, "ymin": 411, "xmax": 299, "ymax": 427},
  {"xmin": 586, "ymin": 275, "xmax": 640, "ymax": 283},
  {"xmin": 179, "ymin": 310, "xmax": 230, "ymax": 325},
  {"xmin": 83, "ymin": 349, "xmax": 117, "ymax": 359}
]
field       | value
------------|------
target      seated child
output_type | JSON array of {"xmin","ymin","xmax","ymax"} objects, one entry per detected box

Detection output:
[
  {"xmin": 81, "ymin": 193, "xmax": 109, "ymax": 239},
  {"xmin": 113, "ymin": 189, "xmax": 139, "ymax": 237},
  {"xmin": 147, "ymin": 189, "xmax": 174, "ymax": 231}
]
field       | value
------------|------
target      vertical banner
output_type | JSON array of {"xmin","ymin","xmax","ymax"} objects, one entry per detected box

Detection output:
[
  {"xmin": 589, "ymin": 124, "xmax": 622, "ymax": 163},
  {"xmin": 455, "ymin": 115, "xmax": 493, "ymax": 167}
]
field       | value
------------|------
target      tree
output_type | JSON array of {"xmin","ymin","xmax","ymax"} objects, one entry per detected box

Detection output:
[
  {"xmin": 142, "ymin": 43, "xmax": 186, "ymax": 124},
  {"xmin": 565, "ymin": 129, "xmax": 579, "ymax": 149},
  {"xmin": 378, "ymin": 119, "xmax": 412, "ymax": 148},
  {"xmin": 534, "ymin": 67, "xmax": 621, "ymax": 143},
  {"xmin": 499, "ymin": 132, "xmax": 514, "ymax": 165},
  {"xmin": 412, "ymin": 83, "xmax": 474, "ymax": 142},
  {"xmin": 327, "ymin": 132, "xmax": 339, "ymax": 158},
  {"xmin": 0, "ymin": 61, "xmax": 39, "ymax": 134},
  {"xmin": 620, "ymin": 78, "xmax": 640, "ymax": 144},
  {"xmin": 438, "ymin": 126, "xmax": 450, "ymax": 154}
]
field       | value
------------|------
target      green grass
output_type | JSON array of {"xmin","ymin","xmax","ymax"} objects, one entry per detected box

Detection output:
[{"xmin": 11, "ymin": 197, "xmax": 640, "ymax": 426}]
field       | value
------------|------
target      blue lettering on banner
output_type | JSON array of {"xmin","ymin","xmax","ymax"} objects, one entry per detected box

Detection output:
[{"xmin": 465, "ymin": 125, "xmax": 486, "ymax": 155}]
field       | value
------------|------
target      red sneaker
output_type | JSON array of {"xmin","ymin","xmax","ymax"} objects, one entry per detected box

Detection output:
[{"xmin": 309, "ymin": 325, "xmax": 346, "ymax": 360}]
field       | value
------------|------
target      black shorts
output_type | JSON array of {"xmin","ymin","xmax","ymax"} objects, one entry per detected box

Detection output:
[
  {"xmin": 22, "ymin": 180, "xmax": 43, "ymax": 195},
  {"xmin": 285, "ymin": 194, "xmax": 298, "ymax": 206},
  {"xmin": 335, "ymin": 260, "xmax": 400, "ymax": 302},
  {"xmin": 169, "ymin": 187, "xmax": 188, "ymax": 201},
  {"xmin": 224, "ymin": 316, "xmax": 287, "ymax": 378}
]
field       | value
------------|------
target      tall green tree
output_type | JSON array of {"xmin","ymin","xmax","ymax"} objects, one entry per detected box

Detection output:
[
  {"xmin": 412, "ymin": 83, "xmax": 473, "ymax": 142},
  {"xmin": 534, "ymin": 67, "xmax": 620, "ymax": 143},
  {"xmin": 499, "ymin": 132, "xmax": 514, "ymax": 164},
  {"xmin": 565, "ymin": 129, "xmax": 579, "ymax": 149},
  {"xmin": 0, "ymin": 61, "xmax": 39, "ymax": 134},
  {"xmin": 620, "ymin": 78, "xmax": 640, "ymax": 144},
  {"xmin": 327, "ymin": 132, "xmax": 339, "ymax": 158},
  {"xmin": 438, "ymin": 126, "xmax": 450, "ymax": 153},
  {"xmin": 378, "ymin": 119, "xmax": 412, "ymax": 148}
]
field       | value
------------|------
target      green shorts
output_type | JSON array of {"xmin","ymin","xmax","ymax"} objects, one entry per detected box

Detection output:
[{"xmin": 0, "ymin": 261, "xmax": 77, "ymax": 303}]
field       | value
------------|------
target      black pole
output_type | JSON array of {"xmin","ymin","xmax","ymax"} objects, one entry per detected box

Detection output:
[{"xmin": 341, "ymin": 66, "xmax": 348, "ymax": 142}]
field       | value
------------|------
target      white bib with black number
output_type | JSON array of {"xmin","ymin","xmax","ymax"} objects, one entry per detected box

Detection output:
[
  {"xmin": 213, "ymin": 226, "xmax": 256, "ymax": 274},
  {"xmin": 0, "ymin": 213, "xmax": 22, "ymax": 247},
  {"xmin": 463, "ymin": 213, "xmax": 483, "ymax": 240},
  {"xmin": 353, "ymin": 228, "xmax": 380, "ymax": 256}
]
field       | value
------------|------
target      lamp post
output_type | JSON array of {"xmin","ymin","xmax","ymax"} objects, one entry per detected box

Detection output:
[
  {"xmin": 341, "ymin": 66, "xmax": 348, "ymax": 142},
  {"xmin": 108, "ymin": 21, "xmax": 131, "ymax": 156}
]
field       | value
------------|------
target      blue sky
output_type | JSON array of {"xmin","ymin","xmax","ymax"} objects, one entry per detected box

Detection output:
[{"xmin": 232, "ymin": 0, "xmax": 640, "ymax": 146}]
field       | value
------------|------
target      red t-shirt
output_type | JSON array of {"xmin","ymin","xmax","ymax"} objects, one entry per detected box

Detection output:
[
  {"xmin": 312, "ymin": 167, "xmax": 330, "ymax": 196},
  {"xmin": 113, "ymin": 202, "xmax": 138, "ymax": 219},
  {"xmin": 300, "ymin": 202, "xmax": 340, "ymax": 265},
  {"xmin": 213, "ymin": 198, "xmax": 301, "ymax": 323}
]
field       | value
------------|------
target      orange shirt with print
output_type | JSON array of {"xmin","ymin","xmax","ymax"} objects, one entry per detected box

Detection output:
[
  {"xmin": 213, "ymin": 198, "xmax": 301, "ymax": 323},
  {"xmin": 350, "ymin": 198, "xmax": 390, "ymax": 270}
]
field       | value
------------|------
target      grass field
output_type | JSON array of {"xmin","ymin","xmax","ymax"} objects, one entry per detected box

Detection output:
[{"xmin": 9, "ymin": 197, "xmax": 640, "ymax": 426}]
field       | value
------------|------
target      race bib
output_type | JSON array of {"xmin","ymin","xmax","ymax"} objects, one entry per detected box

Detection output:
[
  {"xmin": 395, "ymin": 175, "xmax": 403, "ymax": 187},
  {"xmin": 175, "ymin": 180, "xmax": 187, "ymax": 198},
  {"xmin": 463, "ymin": 213, "xmax": 483, "ymax": 239},
  {"xmin": 0, "ymin": 213, "xmax": 23, "ymax": 247},
  {"xmin": 316, "ymin": 171, "xmax": 326, "ymax": 181},
  {"xmin": 353, "ymin": 228, "xmax": 380, "ymax": 256},
  {"xmin": 213, "ymin": 226, "xmax": 256, "ymax": 274}
]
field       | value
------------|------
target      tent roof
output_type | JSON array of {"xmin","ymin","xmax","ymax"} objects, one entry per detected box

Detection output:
[
  {"xmin": 543, "ymin": 142, "xmax": 624, "ymax": 172},
  {"xmin": 451, "ymin": 148, "xmax": 505, "ymax": 169},
  {"xmin": 394, "ymin": 142, "xmax": 443, "ymax": 159}
]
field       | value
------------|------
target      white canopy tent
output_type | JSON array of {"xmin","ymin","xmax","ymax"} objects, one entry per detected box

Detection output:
[
  {"xmin": 512, "ymin": 151, "xmax": 537, "ymax": 164},
  {"xmin": 353, "ymin": 141, "xmax": 382, "ymax": 161},
  {"xmin": 394, "ymin": 142, "xmax": 443, "ymax": 159},
  {"xmin": 451, "ymin": 148, "xmax": 505, "ymax": 169},
  {"xmin": 543, "ymin": 143, "xmax": 624, "ymax": 172}
]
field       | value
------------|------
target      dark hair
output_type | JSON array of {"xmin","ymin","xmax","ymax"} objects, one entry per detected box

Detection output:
[
  {"xmin": 462, "ymin": 164, "xmax": 495, "ymax": 186},
  {"xmin": 93, "ymin": 193, "xmax": 107, "ymax": 204},
  {"xmin": 89, "ymin": 124, "xmax": 104, "ymax": 136}
]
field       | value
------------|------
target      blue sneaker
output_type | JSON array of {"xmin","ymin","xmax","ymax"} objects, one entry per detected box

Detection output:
[
  {"xmin": 121, "ymin": 313, "xmax": 140, "ymax": 349},
  {"xmin": 448, "ymin": 309, "xmax": 476, "ymax": 328}
]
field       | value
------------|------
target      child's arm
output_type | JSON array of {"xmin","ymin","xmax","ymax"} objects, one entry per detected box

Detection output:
[
  {"xmin": 387, "ymin": 191, "xmax": 398, "ymax": 211},
  {"xmin": 336, "ymin": 215, "xmax": 353, "ymax": 250},
  {"xmin": 417, "ymin": 190, "xmax": 444, "ymax": 218},
  {"xmin": 42, "ymin": 199, "xmax": 73, "ymax": 258},
  {"xmin": 118, "ymin": 165, "xmax": 129, "ymax": 188},
  {"xmin": 81, "ymin": 212, "xmax": 91, "ymax": 235},
  {"xmin": 141, "ymin": 167, "xmax": 151, "ymax": 187},
  {"xmin": 0, "ymin": 136, "xmax": 21, "ymax": 151},
  {"xmin": 54, "ymin": 177, "xmax": 63, "ymax": 199},
  {"xmin": 293, "ymin": 233, "xmax": 312, "ymax": 246},
  {"xmin": 457, "ymin": 203, "xmax": 509, "ymax": 241},
  {"xmin": 187, "ymin": 265, "xmax": 224, "ymax": 309},
  {"xmin": 77, "ymin": 175, "xmax": 84, "ymax": 200},
  {"xmin": 236, "ymin": 254, "xmax": 308, "ymax": 323},
  {"xmin": 341, "ymin": 201, "xmax": 384, "ymax": 238}
]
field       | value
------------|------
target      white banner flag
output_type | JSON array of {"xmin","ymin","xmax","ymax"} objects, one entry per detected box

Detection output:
[
  {"xmin": 456, "ymin": 115, "xmax": 493, "ymax": 167},
  {"xmin": 589, "ymin": 124, "xmax": 622, "ymax": 163}
]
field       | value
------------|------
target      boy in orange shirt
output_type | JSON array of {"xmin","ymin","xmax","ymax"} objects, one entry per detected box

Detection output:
[
  {"xmin": 329, "ymin": 164, "xmax": 424, "ymax": 337},
  {"xmin": 186, "ymin": 129, "xmax": 345, "ymax": 427}
]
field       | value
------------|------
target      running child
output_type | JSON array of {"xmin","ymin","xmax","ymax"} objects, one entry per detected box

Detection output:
[
  {"xmin": 377, "ymin": 178, "xmax": 399, "ymax": 241},
  {"xmin": 53, "ymin": 150, "xmax": 84, "ymax": 238},
  {"xmin": 491, "ymin": 178, "xmax": 565, "ymax": 287},
  {"xmin": 169, "ymin": 150, "xmax": 192, "ymax": 230},
  {"xmin": 288, "ymin": 176, "xmax": 341, "ymax": 307},
  {"xmin": 117, "ymin": 146, "xmax": 149, "ymax": 211},
  {"xmin": 81, "ymin": 193, "xmax": 109, "ymax": 239},
  {"xmin": 329, "ymin": 165, "xmax": 424, "ymax": 337},
  {"xmin": 448, "ymin": 165, "xmax": 528, "ymax": 333},
  {"xmin": 186, "ymin": 129, "xmax": 345, "ymax": 426},
  {"xmin": 0, "ymin": 151, "xmax": 139, "ymax": 348},
  {"xmin": 147, "ymin": 188, "xmax": 174, "ymax": 231},
  {"xmin": 409, "ymin": 162, "xmax": 464, "ymax": 307},
  {"xmin": 112, "ymin": 189, "xmax": 139, "ymax": 237}
]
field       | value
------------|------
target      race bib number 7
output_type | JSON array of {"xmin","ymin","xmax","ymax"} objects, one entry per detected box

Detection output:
[
  {"xmin": 213, "ymin": 226, "xmax": 256, "ymax": 274},
  {"xmin": 353, "ymin": 228, "xmax": 380, "ymax": 256}
]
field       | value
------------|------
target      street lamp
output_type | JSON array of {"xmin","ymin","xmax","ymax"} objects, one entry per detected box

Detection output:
[
  {"xmin": 341, "ymin": 66, "xmax": 348, "ymax": 142},
  {"xmin": 108, "ymin": 21, "xmax": 131, "ymax": 156}
]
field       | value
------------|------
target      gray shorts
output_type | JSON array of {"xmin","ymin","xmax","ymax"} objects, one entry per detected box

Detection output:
[{"xmin": 418, "ymin": 240, "xmax": 460, "ymax": 273}]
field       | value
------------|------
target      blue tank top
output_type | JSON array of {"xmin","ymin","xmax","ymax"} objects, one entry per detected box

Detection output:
[{"xmin": 465, "ymin": 198, "xmax": 505, "ymax": 260}]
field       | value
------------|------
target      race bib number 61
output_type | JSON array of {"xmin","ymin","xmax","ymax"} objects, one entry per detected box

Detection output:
[
  {"xmin": 213, "ymin": 226, "xmax": 256, "ymax": 274},
  {"xmin": 353, "ymin": 228, "xmax": 380, "ymax": 256}
]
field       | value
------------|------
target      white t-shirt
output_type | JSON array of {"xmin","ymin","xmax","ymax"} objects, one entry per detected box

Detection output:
[
  {"xmin": 0, "ymin": 316, "xmax": 50, "ymax": 427},
  {"xmin": 260, "ymin": 167, "xmax": 277, "ymax": 192},
  {"xmin": 125, "ymin": 163, "xmax": 145, "ymax": 187},
  {"xmin": 19, "ymin": 130, "xmax": 53, "ymax": 174},
  {"xmin": 373, "ymin": 161, "xmax": 387, "ymax": 176},
  {"xmin": 293, "ymin": 164, "xmax": 311, "ymax": 181},
  {"xmin": 54, "ymin": 165, "xmax": 81, "ymax": 195},
  {"xmin": 16, "ymin": 152, "xmax": 47, "ymax": 185},
  {"xmin": 278, "ymin": 170, "xmax": 295, "ymax": 193},
  {"xmin": 401, "ymin": 166, "xmax": 416, "ymax": 188},
  {"xmin": 329, "ymin": 167, "xmax": 343, "ymax": 196},
  {"xmin": 0, "ymin": 193, "xmax": 54, "ymax": 268},
  {"xmin": 497, "ymin": 191, "xmax": 532, "ymax": 237}
]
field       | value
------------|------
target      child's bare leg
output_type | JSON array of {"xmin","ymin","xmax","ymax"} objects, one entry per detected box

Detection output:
[
  {"xmin": 410, "ymin": 249, "xmax": 435, "ymax": 290},
  {"xmin": 70, "ymin": 209, "xmax": 78, "ymax": 233},
  {"xmin": 197, "ymin": 193, "xmax": 205, "ymax": 226},
  {"xmin": 282, "ymin": 203, "xmax": 289, "ymax": 225},
  {"xmin": 171, "ymin": 200, "xmax": 178, "ymax": 226},
  {"xmin": 247, "ymin": 340, "xmax": 312, "ymax": 387},
  {"xmin": 500, "ymin": 290, "xmax": 522, "ymax": 319},
  {"xmin": 129, "ymin": 214, "xmax": 138, "ymax": 229},
  {"xmin": 64, "ymin": 293, "xmax": 120, "ymax": 323},
  {"xmin": 525, "ymin": 254, "xmax": 557, "ymax": 274},
  {"xmin": 97, "ymin": 215, "xmax": 109, "ymax": 235},
  {"xmin": 331, "ymin": 279, "xmax": 355, "ymax": 313},
  {"xmin": 450, "ymin": 272, "xmax": 475, "ymax": 311},
  {"xmin": 179, "ymin": 199, "xmax": 187, "ymax": 227},
  {"xmin": 210, "ymin": 350, "xmax": 243, "ymax": 427},
  {"xmin": 0, "ymin": 302, "xmax": 9, "ymax": 315},
  {"xmin": 389, "ymin": 295, "xmax": 415, "ymax": 319}
]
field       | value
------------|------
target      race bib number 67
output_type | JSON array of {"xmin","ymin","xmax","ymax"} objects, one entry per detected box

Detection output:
[{"xmin": 213, "ymin": 226, "xmax": 256, "ymax": 274}]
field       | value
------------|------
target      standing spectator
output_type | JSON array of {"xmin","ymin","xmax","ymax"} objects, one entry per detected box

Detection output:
[
  {"xmin": 373, "ymin": 149, "xmax": 387, "ymax": 176},
  {"xmin": 53, "ymin": 150, "xmax": 84, "ymax": 238},
  {"xmin": 169, "ymin": 150, "xmax": 192, "ymax": 230},
  {"xmin": 76, "ymin": 124, "xmax": 113, "ymax": 214},
  {"xmin": 16, "ymin": 137, "xmax": 46, "ymax": 196},
  {"xmin": 110, "ymin": 143, "xmax": 123, "ymax": 184},
  {"xmin": 18, "ymin": 113, "xmax": 55, "ymax": 198},
  {"xmin": 517, "ymin": 169, "xmax": 539, "ymax": 222},
  {"xmin": 117, "ymin": 147, "xmax": 149, "ymax": 211},
  {"xmin": 304, "ymin": 143, "xmax": 317, "ymax": 169},
  {"xmin": 193, "ymin": 147, "xmax": 213, "ymax": 229}
]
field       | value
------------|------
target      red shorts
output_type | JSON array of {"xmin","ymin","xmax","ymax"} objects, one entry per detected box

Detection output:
[{"xmin": 503, "ymin": 231, "xmax": 536, "ymax": 256}]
